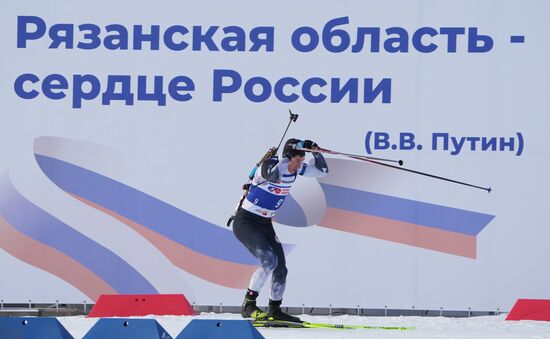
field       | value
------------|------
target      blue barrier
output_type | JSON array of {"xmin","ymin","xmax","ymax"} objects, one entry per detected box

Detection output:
[
  {"xmin": 176, "ymin": 319, "xmax": 264, "ymax": 339},
  {"xmin": 0, "ymin": 317, "xmax": 74, "ymax": 339},
  {"xmin": 83, "ymin": 318, "xmax": 172, "ymax": 339}
]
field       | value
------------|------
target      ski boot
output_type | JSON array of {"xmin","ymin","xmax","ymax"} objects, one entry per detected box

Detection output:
[
  {"xmin": 268, "ymin": 299, "xmax": 302, "ymax": 323},
  {"xmin": 241, "ymin": 289, "xmax": 268, "ymax": 320}
]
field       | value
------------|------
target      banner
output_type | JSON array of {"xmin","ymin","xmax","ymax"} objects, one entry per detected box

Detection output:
[{"xmin": 1, "ymin": 0, "xmax": 549, "ymax": 311}]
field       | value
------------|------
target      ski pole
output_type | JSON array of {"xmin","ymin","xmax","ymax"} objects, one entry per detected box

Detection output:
[
  {"xmin": 274, "ymin": 109, "xmax": 299, "ymax": 155},
  {"xmin": 295, "ymin": 146, "xmax": 404, "ymax": 165},
  {"xmin": 253, "ymin": 110, "xmax": 299, "ymax": 170},
  {"xmin": 227, "ymin": 110, "xmax": 300, "ymax": 226},
  {"xmin": 299, "ymin": 147, "xmax": 492, "ymax": 193}
]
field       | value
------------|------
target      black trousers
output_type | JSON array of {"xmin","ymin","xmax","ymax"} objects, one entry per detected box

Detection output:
[{"xmin": 232, "ymin": 208, "xmax": 287, "ymax": 300}]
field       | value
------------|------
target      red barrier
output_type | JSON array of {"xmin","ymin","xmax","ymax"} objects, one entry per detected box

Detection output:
[
  {"xmin": 87, "ymin": 294, "xmax": 198, "ymax": 318},
  {"xmin": 506, "ymin": 299, "xmax": 550, "ymax": 321}
]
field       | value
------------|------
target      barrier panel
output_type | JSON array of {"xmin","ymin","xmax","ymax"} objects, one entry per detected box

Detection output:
[
  {"xmin": 87, "ymin": 294, "xmax": 196, "ymax": 317},
  {"xmin": 176, "ymin": 319, "xmax": 264, "ymax": 339},
  {"xmin": 0, "ymin": 317, "xmax": 74, "ymax": 339},
  {"xmin": 83, "ymin": 318, "xmax": 172, "ymax": 339},
  {"xmin": 506, "ymin": 299, "xmax": 550, "ymax": 321}
]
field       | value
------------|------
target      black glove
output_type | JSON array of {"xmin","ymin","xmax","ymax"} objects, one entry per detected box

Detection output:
[{"xmin": 303, "ymin": 140, "xmax": 318, "ymax": 149}]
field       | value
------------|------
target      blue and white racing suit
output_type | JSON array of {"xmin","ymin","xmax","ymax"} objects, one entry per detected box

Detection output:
[{"xmin": 233, "ymin": 152, "xmax": 328, "ymax": 301}]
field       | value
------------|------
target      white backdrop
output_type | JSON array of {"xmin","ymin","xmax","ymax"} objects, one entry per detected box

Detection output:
[{"xmin": 1, "ymin": 0, "xmax": 549, "ymax": 312}]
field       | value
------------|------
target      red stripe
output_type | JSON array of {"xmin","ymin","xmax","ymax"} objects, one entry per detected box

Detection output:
[
  {"xmin": 71, "ymin": 194, "xmax": 257, "ymax": 288},
  {"xmin": 319, "ymin": 207, "xmax": 476, "ymax": 258},
  {"xmin": 0, "ymin": 215, "xmax": 116, "ymax": 301}
]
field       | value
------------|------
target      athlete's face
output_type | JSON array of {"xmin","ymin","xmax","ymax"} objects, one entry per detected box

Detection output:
[{"xmin": 288, "ymin": 155, "xmax": 305, "ymax": 173}]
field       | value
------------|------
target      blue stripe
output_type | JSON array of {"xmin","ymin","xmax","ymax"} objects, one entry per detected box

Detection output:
[
  {"xmin": 320, "ymin": 183, "xmax": 494, "ymax": 236},
  {"xmin": 0, "ymin": 173, "xmax": 157, "ymax": 294},
  {"xmin": 510, "ymin": 35, "xmax": 525, "ymax": 43},
  {"xmin": 266, "ymin": 182, "xmax": 292, "ymax": 189},
  {"xmin": 34, "ymin": 154, "xmax": 259, "ymax": 265}
]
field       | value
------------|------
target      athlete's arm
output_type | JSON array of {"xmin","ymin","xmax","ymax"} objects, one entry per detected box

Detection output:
[
  {"xmin": 259, "ymin": 156, "xmax": 280, "ymax": 182},
  {"xmin": 300, "ymin": 140, "xmax": 328, "ymax": 177}
]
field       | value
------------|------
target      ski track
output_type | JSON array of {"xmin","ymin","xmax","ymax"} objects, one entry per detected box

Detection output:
[{"xmin": 55, "ymin": 312, "xmax": 550, "ymax": 339}]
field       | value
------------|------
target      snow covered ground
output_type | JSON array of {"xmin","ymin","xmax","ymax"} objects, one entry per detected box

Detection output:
[{"xmin": 56, "ymin": 312, "xmax": 550, "ymax": 339}]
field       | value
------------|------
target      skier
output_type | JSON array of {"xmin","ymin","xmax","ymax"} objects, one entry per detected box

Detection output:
[{"xmin": 232, "ymin": 138, "xmax": 328, "ymax": 322}]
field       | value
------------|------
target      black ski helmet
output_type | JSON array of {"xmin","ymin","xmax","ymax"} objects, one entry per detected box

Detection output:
[{"xmin": 283, "ymin": 138, "xmax": 305, "ymax": 159}]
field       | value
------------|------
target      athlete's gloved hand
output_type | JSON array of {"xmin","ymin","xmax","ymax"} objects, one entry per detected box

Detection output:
[{"xmin": 303, "ymin": 140, "xmax": 319, "ymax": 150}]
